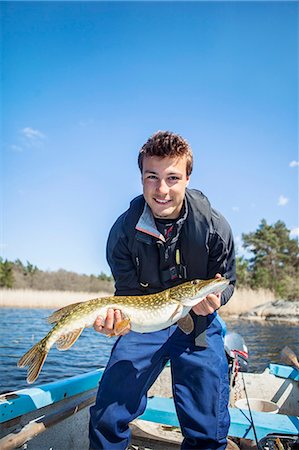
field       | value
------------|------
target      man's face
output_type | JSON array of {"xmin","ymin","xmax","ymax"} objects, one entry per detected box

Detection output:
[{"xmin": 142, "ymin": 155, "xmax": 190, "ymax": 219}]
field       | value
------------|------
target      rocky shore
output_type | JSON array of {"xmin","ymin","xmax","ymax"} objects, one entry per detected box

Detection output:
[{"xmin": 239, "ymin": 299, "xmax": 299, "ymax": 323}]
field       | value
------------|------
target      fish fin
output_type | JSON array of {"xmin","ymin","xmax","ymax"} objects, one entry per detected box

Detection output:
[
  {"xmin": 18, "ymin": 340, "xmax": 48, "ymax": 384},
  {"xmin": 56, "ymin": 327, "xmax": 84, "ymax": 351},
  {"xmin": 48, "ymin": 302, "xmax": 82, "ymax": 324},
  {"xmin": 177, "ymin": 313, "xmax": 194, "ymax": 335},
  {"xmin": 113, "ymin": 318, "xmax": 131, "ymax": 336},
  {"xmin": 170, "ymin": 303, "xmax": 183, "ymax": 322}
]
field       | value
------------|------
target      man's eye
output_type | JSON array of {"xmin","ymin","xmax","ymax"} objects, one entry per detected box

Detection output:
[
  {"xmin": 146, "ymin": 175, "xmax": 158, "ymax": 180},
  {"xmin": 169, "ymin": 176, "xmax": 179, "ymax": 181}
]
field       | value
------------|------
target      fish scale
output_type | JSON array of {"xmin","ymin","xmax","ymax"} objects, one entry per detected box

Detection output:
[{"xmin": 18, "ymin": 277, "xmax": 229, "ymax": 384}]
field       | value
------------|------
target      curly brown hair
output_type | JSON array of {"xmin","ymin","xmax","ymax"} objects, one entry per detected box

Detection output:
[{"xmin": 138, "ymin": 131, "xmax": 193, "ymax": 176}]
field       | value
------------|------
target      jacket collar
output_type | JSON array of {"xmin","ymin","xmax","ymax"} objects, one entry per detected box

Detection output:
[
  {"xmin": 135, "ymin": 197, "xmax": 188, "ymax": 242},
  {"xmin": 135, "ymin": 202, "xmax": 165, "ymax": 242}
]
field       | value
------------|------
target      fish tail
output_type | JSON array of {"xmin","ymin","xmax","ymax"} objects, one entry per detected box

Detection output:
[{"xmin": 18, "ymin": 338, "xmax": 49, "ymax": 384}]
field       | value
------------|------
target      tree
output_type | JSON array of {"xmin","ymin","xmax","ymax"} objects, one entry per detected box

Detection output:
[
  {"xmin": 242, "ymin": 220, "xmax": 299, "ymax": 299},
  {"xmin": 0, "ymin": 257, "xmax": 14, "ymax": 288},
  {"xmin": 236, "ymin": 256, "xmax": 251, "ymax": 286},
  {"xmin": 97, "ymin": 272, "xmax": 113, "ymax": 282},
  {"xmin": 23, "ymin": 260, "xmax": 39, "ymax": 288},
  {"xmin": 14, "ymin": 259, "xmax": 25, "ymax": 270}
]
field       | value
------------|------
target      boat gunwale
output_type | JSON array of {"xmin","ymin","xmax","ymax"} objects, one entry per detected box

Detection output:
[{"xmin": 0, "ymin": 369, "xmax": 104, "ymax": 423}]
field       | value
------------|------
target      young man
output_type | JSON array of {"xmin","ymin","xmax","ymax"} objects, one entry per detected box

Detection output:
[{"xmin": 89, "ymin": 131, "xmax": 236, "ymax": 450}]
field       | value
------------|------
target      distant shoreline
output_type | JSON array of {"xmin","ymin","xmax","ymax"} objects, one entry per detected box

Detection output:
[
  {"xmin": 0, "ymin": 289, "xmax": 110, "ymax": 310},
  {"xmin": 0, "ymin": 287, "xmax": 275, "ymax": 315},
  {"xmin": 1, "ymin": 288, "xmax": 297, "ymax": 323}
]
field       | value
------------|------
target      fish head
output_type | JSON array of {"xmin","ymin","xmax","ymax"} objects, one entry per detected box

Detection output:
[{"xmin": 172, "ymin": 277, "xmax": 230, "ymax": 307}]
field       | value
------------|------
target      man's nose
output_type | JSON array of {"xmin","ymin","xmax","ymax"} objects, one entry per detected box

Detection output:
[{"xmin": 156, "ymin": 179, "xmax": 169, "ymax": 194}]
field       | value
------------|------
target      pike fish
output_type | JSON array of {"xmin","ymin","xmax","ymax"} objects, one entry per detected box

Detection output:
[{"xmin": 18, "ymin": 277, "xmax": 229, "ymax": 384}]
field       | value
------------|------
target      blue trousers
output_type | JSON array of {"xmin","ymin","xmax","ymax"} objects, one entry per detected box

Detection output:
[{"xmin": 89, "ymin": 314, "xmax": 230, "ymax": 450}]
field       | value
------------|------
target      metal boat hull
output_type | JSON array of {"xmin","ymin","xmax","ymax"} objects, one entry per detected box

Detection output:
[{"xmin": 0, "ymin": 364, "xmax": 298, "ymax": 450}]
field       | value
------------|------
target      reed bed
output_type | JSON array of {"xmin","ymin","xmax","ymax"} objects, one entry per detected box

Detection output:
[
  {"xmin": 0, "ymin": 287, "xmax": 275, "ymax": 315},
  {"xmin": 0, "ymin": 289, "xmax": 109, "ymax": 309},
  {"xmin": 219, "ymin": 287, "xmax": 275, "ymax": 317}
]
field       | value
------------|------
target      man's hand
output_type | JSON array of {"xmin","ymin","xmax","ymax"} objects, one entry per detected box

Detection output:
[
  {"xmin": 93, "ymin": 309, "xmax": 131, "ymax": 336},
  {"xmin": 192, "ymin": 273, "xmax": 222, "ymax": 316}
]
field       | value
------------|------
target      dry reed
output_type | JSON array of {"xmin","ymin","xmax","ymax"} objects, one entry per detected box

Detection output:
[
  {"xmin": 0, "ymin": 289, "xmax": 109, "ymax": 309},
  {"xmin": 219, "ymin": 287, "xmax": 275, "ymax": 317},
  {"xmin": 0, "ymin": 287, "xmax": 275, "ymax": 315}
]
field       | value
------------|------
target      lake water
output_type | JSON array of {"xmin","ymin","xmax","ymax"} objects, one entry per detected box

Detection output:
[{"xmin": 0, "ymin": 308, "xmax": 298, "ymax": 394}]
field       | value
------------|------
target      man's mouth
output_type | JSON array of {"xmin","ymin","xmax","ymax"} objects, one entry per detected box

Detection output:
[{"xmin": 154, "ymin": 198, "xmax": 171, "ymax": 205}]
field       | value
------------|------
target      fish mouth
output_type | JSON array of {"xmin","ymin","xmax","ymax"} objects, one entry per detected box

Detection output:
[
  {"xmin": 200, "ymin": 278, "xmax": 230, "ymax": 297},
  {"xmin": 181, "ymin": 278, "xmax": 230, "ymax": 307}
]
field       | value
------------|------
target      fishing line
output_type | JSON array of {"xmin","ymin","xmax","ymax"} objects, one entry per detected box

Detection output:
[{"xmin": 241, "ymin": 372, "xmax": 261, "ymax": 449}]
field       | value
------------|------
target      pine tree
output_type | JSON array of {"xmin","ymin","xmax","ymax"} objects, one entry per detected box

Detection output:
[
  {"xmin": 0, "ymin": 258, "xmax": 14, "ymax": 288},
  {"xmin": 242, "ymin": 220, "xmax": 299, "ymax": 299}
]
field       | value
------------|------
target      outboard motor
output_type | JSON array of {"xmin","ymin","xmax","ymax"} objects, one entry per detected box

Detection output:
[
  {"xmin": 224, "ymin": 331, "xmax": 249, "ymax": 374},
  {"xmin": 224, "ymin": 332, "xmax": 249, "ymax": 410}
]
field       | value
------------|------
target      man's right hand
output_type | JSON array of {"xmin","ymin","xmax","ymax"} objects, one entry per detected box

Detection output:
[{"xmin": 93, "ymin": 308, "xmax": 131, "ymax": 336}]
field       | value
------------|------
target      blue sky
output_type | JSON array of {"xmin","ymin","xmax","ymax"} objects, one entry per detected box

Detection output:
[{"xmin": 1, "ymin": 1, "xmax": 298, "ymax": 276}]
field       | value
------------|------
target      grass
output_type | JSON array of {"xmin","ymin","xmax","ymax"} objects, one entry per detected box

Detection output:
[{"xmin": 0, "ymin": 287, "xmax": 275, "ymax": 315}]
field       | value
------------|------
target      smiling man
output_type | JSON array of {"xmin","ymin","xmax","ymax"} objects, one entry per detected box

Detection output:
[
  {"xmin": 142, "ymin": 154, "xmax": 190, "ymax": 219},
  {"xmin": 89, "ymin": 131, "xmax": 236, "ymax": 450}
]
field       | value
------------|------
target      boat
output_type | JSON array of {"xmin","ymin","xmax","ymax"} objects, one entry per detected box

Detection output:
[{"xmin": 0, "ymin": 363, "xmax": 298, "ymax": 450}]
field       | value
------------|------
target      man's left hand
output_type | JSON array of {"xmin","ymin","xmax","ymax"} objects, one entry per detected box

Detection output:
[{"xmin": 192, "ymin": 273, "xmax": 222, "ymax": 316}]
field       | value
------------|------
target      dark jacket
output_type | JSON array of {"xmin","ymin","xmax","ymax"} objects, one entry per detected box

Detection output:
[
  {"xmin": 106, "ymin": 189, "xmax": 236, "ymax": 304},
  {"xmin": 107, "ymin": 189, "xmax": 236, "ymax": 346}
]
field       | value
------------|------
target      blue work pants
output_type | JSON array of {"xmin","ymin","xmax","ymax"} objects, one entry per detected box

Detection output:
[{"xmin": 89, "ymin": 314, "xmax": 230, "ymax": 450}]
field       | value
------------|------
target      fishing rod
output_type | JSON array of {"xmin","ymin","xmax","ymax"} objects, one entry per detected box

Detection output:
[{"xmin": 241, "ymin": 372, "xmax": 261, "ymax": 449}]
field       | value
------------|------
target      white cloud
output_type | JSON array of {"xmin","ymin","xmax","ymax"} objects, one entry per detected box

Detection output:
[
  {"xmin": 234, "ymin": 235, "xmax": 250, "ymax": 258},
  {"xmin": 290, "ymin": 227, "xmax": 299, "ymax": 238},
  {"xmin": 22, "ymin": 127, "xmax": 45, "ymax": 140},
  {"xmin": 278, "ymin": 195, "xmax": 289, "ymax": 206},
  {"xmin": 232, "ymin": 206, "xmax": 240, "ymax": 212},
  {"xmin": 234, "ymin": 235, "xmax": 241, "ymax": 244},
  {"xmin": 10, "ymin": 144, "xmax": 23, "ymax": 152},
  {"xmin": 20, "ymin": 127, "xmax": 46, "ymax": 148},
  {"xmin": 289, "ymin": 160, "xmax": 299, "ymax": 168},
  {"xmin": 234, "ymin": 235, "xmax": 242, "ymax": 253}
]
